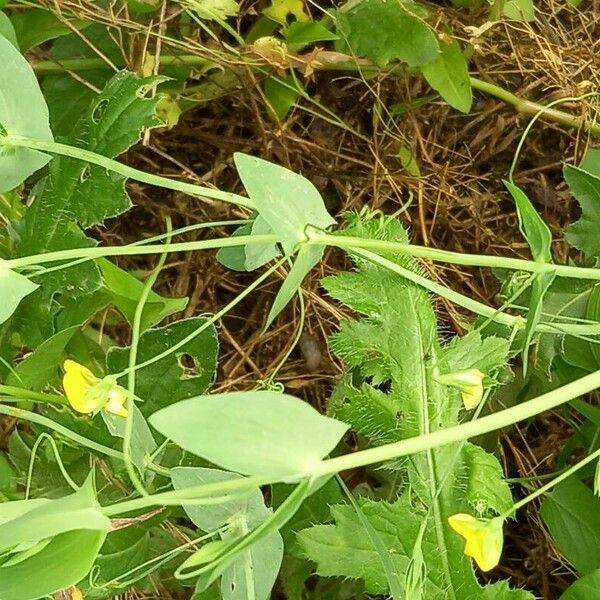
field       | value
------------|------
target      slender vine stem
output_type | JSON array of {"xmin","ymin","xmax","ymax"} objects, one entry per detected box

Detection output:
[
  {"xmin": 99, "ymin": 367, "xmax": 600, "ymax": 517},
  {"xmin": 310, "ymin": 231, "xmax": 600, "ymax": 281},
  {"xmin": 0, "ymin": 135, "xmax": 254, "ymax": 210},
  {"xmin": 503, "ymin": 445, "xmax": 600, "ymax": 518},
  {"xmin": 6, "ymin": 234, "xmax": 277, "ymax": 269}
]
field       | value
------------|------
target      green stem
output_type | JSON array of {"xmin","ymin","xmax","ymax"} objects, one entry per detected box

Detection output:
[
  {"xmin": 30, "ymin": 54, "xmax": 211, "ymax": 75},
  {"xmin": 311, "ymin": 231, "xmax": 600, "ymax": 281},
  {"xmin": 469, "ymin": 78, "xmax": 600, "ymax": 136},
  {"xmin": 114, "ymin": 256, "xmax": 287, "ymax": 377},
  {"xmin": 311, "ymin": 367, "xmax": 600, "ymax": 477},
  {"xmin": 505, "ymin": 445, "xmax": 600, "ymax": 517},
  {"xmin": 99, "ymin": 367, "xmax": 600, "ymax": 517},
  {"xmin": 6, "ymin": 234, "xmax": 278, "ymax": 269},
  {"xmin": 0, "ymin": 404, "xmax": 124, "ymax": 460},
  {"xmin": 335, "ymin": 246, "xmax": 600, "ymax": 336},
  {"xmin": 0, "ymin": 136, "xmax": 254, "ymax": 210}
]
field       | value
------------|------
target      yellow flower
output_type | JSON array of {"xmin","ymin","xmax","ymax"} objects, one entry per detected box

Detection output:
[
  {"xmin": 448, "ymin": 513, "xmax": 504, "ymax": 572},
  {"xmin": 437, "ymin": 369, "xmax": 484, "ymax": 410},
  {"xmin": 62, "ymin": 360, "xmax": 128, "ymax": 417}
]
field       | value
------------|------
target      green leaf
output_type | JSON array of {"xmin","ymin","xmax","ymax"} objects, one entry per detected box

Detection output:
[
  {"xmin": 0, "ymin": 528, "xmax": 106, "ymax": 600},
  {"xmin": 0, "ymin": 476, "xmax": 110, "ymax": 554},
  {"xmin": 463, "ymin": 443, "xmax": 514, "ymax": 515},
  {"xmin": 186, "ymin": 0, "xmax": 240, "ymax": 20},
  {"xmin": 150, "ymin": 391, "xmax": 349, "ymax": 478},
  {"xmin": 264, "ymin": 74, "xmax": 303, "ymax": 120},
  {"xmin": 540, "ymin": 476, "xmax": 600, "ymax": 574},
  {"xmin": 502, "ymin": 0, "xmax": 535, "ymax": 21},
  {"xmin": 106, "ymin": 315, "xmax": 218, "ymax": 416},
  {"xmin": 299, "ymin": 497, "xmax": 531, "ymax": 598},
  {"xmin": 0, "ymin": 267, "xmax": 38, "ymax": 325},
  {"xmin": 504, "ymin": 181, "xmax": 552, "ymax": 263},
  {"xmin": 172, "ymin": 467, "xmax": 270, "ymax": 530},
  {"xmin": 98, "ymin": 258, "xmax": 188, "ymax": 330},
  {"xmin": 102, "ymin": 406, "xmax": 157, "ymax": 476},
  {"xmin": 334, "ymin": 0, "xmax": 439, "ymax": 67},
  {"xmin": 216, "ymin": 222, "xmax": 254, "ymax": 271},
  {"xmin": 11, "ymin": 70, "xmax": 166, "ymax": 344},
  {"xmin": 0, "ymin": 12, "xmax": 18, "ymax": 48},
  {"xmin": 565, "ymin": 163, "xmax": 600, "ymax": 259},
  {"xmin": 10, "ymin": 9, "xmax": 89, "ymax": 52},
  {"xmin": 441, "ymin": 331, "xmax": 510, "ymax": 377},
  {"xmin": 234, "ymin": 153, "xmax": 335, "ymax": 255},
  {"xmin": 0, "ymin": 34, "xmax": 54, "ymax": 193},
  {"xmin": 266, "ymin": 244, "xmax": 323, "ymax": 327},
  {"xmin": 245, "ymin": 216, "xmax": 280, "ymax": 270},
  {"xmin": 6, "ymin": 325, "xmax": 78, "ymax": 390},
  {"xmin": 560, "ymin": 569, "xmax": 600, "ymax": 600},
  {"xmin": 173, "ymin": 467, "xmax": 284, "ymax": 600},
  {"xmin": 310, "ymin": 211, "xmax": 527, "ymax": 598},
  {"xmin": 284, "ymin": 21, "xmax": 339, "ymax": 45},
  {"xmin": 421, "ymin": 38, "xmax": 472, "ymax": 113}
]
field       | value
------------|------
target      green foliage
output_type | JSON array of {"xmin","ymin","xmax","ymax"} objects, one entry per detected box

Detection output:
[
  {"xmin": 540, "ymin": 477, "xmax": 600, "ymax": 574},
  {"xmin": 301, "ymin": 212, "xmax": 526, "ymax": 598},
  {"xmin": 335, "ymin": 0, "xmax": 439, "ymax": 67},
  {"xmin": 421, "ymin": 38, "xmax": 472, "ymax": 113},
  {"xmin": 173, "ymin": 467, "xmax": 283, "ymax": 600},
  {"xmin": 107, "ymin": 316, "xmax": 218, "ymax": 415},
  {"xmin": 560, "ymin": 569, "xmax": 600, "ymax": 600},
  {"xmin": 151, "ymin": 391, "xmax": 349, "ymax": 477},
  {"xmin": 0, "ymin": 35, "xmax": 54, "ymax": 193},
  {"xmin": 10, "ymin": 70, "xmax": 165, "ymax": 345},
  {"xmin": 0, "ymin": 267, "xmax": 38, "ymax": 325},
  {"xmin": 565, "ymin": 150, "xmax": 600, "ymax": 259}
]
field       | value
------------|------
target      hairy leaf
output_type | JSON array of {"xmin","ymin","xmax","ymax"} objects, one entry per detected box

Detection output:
[
  {"xmin": 303, "ymin": 211, "xmax": 528, "ymax": 598},
  {"xmin": 421, "ymin": 38, "xmax": 472, "ymax": 113}
]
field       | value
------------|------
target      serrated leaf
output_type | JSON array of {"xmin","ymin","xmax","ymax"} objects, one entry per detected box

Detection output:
[
  {"xmin": 150, "ymin": 391, "xmax": 349, "ymax": 478},
  {"xmin": 310, "ymin": 212, "xmax": 527, "ymax": 598},
  {"xmin": 565, "ymin": 162, "xmax": 600, "ymax": 259},
  {"xmin": 463, "ymin": 443, "xmax": 513, "ymax": 515},
  {"xmin": 335, "ymin": 0, "xmax": 439, "ymax": 67},
  {"xmin": 0, "ymin": 12, "xmax": 18, "ymax": 48},
  {"xmin": 106, "ymin": 315, "xmax": 218, "ymax": 416},
  {"xmin": 11, "ymin": 71, "xmax": 166, "ymax": 343},
  {"xmin": 0, "ymin": 34, "xmax": 54, "ymax": 192},
  {"xmin": 421, "ymin": 38, "xmax": 472, "ymax": 113},
  {"xmin": 441, "ymin": 331, "xmax": 510, "ymax": 377}
]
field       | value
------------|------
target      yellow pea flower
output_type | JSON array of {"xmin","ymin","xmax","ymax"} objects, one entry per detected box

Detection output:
[
  {"xmin": 62, "ymin": 360, "xmax": 128, "ymax": 417},
  {"xmin": 437, "ymin": 369, "xmax": 484, "ymax": 410},
  {"xmin": 448, "ymin": 513, "xmax": 504, "ymax": 572}
]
